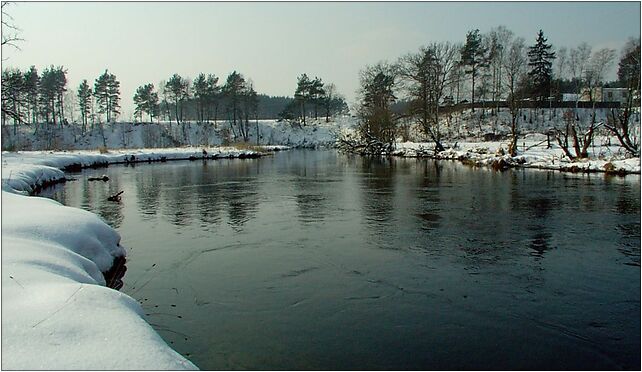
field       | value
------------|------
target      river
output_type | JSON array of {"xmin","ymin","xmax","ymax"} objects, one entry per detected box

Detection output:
[{"xmin": 41, "ymin": 150, "xmax": 641, "ymax": 370}]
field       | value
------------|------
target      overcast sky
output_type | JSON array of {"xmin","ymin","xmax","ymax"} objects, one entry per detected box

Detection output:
[{"xmin": 3, "ymin": 1, "xmax": 640, "ymax": 118}]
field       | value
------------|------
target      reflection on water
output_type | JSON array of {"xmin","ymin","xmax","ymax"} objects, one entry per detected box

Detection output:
[{"xmin": 42, "ymin": 151, "xmax": 641, "ymax": 370}]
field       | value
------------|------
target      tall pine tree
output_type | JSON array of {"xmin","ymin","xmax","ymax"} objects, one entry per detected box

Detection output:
[
  {"xmin": 294, "ymin": 74, "xmax": 312, "ymax": 125},
  {"xmin": 94, "ymin": 70, "xmax": 120, "ymax": 123},
  {"xmin": 77, "ymin": 79, "xmax": 92, "ymax": 132},
  {"xmin": 527, "ymin": 29, "xmax": 556, "ymax": 100},
  {"xmin": 460, "ymin": 29, "xmax": 488, "ymax": 111},
  {"xmin": 133, "ymin": 83, "xmax": 158, "ymax": 122}
]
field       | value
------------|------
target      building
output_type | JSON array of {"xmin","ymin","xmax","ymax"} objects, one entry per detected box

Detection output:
[
  {"xmin": 576, "ymin": 87, "xmax": 631, "ymax": 104},
  {"xmin": 602, "ymin": 88, "xmax": 631, "ymax": 104}
]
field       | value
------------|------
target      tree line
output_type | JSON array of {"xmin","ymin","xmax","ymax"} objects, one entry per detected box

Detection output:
[
  {"xmin": 351, "ymin": 26, "xmax": 640, "ymax": 157},
  {"xmin": 278, "ymin": 73, "xmax": 349, "ymax": 126},
  {"xmin": 1, "ymin": 67, "xmax": 349, "ymax": 141}
]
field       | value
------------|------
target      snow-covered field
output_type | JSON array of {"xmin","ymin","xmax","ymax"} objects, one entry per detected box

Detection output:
[{"xmin": 1, "ymin": 146, "xmax": 279, "ymax": 370}]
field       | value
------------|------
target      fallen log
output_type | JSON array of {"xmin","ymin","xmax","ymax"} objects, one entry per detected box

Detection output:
[{"xmin": 107, "ymin": 190, "xmax": 124, "ymax": 202}]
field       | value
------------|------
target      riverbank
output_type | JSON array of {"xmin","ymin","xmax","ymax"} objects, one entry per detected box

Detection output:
[
  {"xmin": 393, "ymin": 135, "xmax": 641, "ymax": 175},
  {"xmin": 1, "ymin": 146, "xmax": 275, "ymax": 369}
]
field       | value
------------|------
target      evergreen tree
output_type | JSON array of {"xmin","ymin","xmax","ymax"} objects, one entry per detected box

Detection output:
[
  {"xmin": 222, "ymin": 71, "xmax": 247, "ymax": 135},
  {"xmin": 193, "ymin": 73, "xmax": 208, "ymax": 123},
  {"xmin": 617, "ymin": 38, "xmax": 640, "ymax": 91},
  {"xmin": 309, "ymin": 77, "xmax": 325, "ymax": 120},
  {"xmin": 527, "ymin": 29, "xmax": 556, "ymax": 100},
  {"xmin": 94, "ymin": 70, "xmax": 120, "ymax": 123},
  {"xmin": 165, "ymin": 74, "xmax": 189, "ymax": 124},
  {"xmin": 23, "ymin": 66, "xmax": 39, "ymax": 124},
  {"xmin": 53, "ymin": 67, "xmax": 67, "ymax": 125},
  {"xmin": 39, "ymin": 66, "xmax": 59, "ymax": 125},
  {"xmin": 205, "ymin": 74, "xmax": 221, "ymax": 122},
  {"xmin": 133, "ymin": 83, "xmax": 159, "ymax": 122},
  {"xmin": 294, "ymin": 74, "xmax": 312, "ymax": 125},
  {"xmin": 106, "ymin": 73, "xmax": 120, "ymax": 121},
  {"xmin": 460, "ymin": 29, "xmax": 488, "ymax": 111},
  {"xmin": 77, "ymin": 79, "xmax": 92, "ymax": 132}
]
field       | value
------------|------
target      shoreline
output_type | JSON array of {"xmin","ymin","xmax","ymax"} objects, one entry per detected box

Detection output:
[
  {"xmin": 0, "ymin": 146, "xmax": 275, "ymax": 370},
  {"xmin": 391, "ymin": 140, "xmax": 641, "ymax": 176}
]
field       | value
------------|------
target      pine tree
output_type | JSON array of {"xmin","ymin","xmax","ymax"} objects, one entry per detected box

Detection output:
[
  {"xmin": 294, "ymin": 74, "xmax": 312, "ymax": 125},
  {"xmin": 23, "ymin": 66, "xmax": 39, "ymax": 124},
  {"xmin": 205, "ymin": 74, "xmax": 220, "ymax": 123},
  {"xmin": 309, "ymin": 77, "xmax": 325, "ymax": 120},
  {"xmin": 527, "ymin": 29, "xmax": 556, "ymax": 100},
  {"xmin": 165, "ymin": 74, "xmax": 189, "ymax": 124},
  {"xmin": 39, "ymin": 66, "xmax": 58, "ymax": 125},
  {"xmin": 77, "ymin": 79, "xmax": 92, "ymax": 132},
  {"xmin": 222, "ymin": 71, "xmax": 247, "ymax": 134},
  {"xmin": 94, "ymin": 70, "xmax": 120, "ymax": 123},
  {"xmin": 106, "ymin": 73, "xmax": 120, "ymax": 121},
  {"xmin": 460, "ymin": 29, "xmax": 488, "ymax": 111},
  {"xmin": 133, "ymin": 83, "xmax": 158, "ymax": 122},
  {"xmin": 193, "ymin": 73, "xmax": 208, "ymax": 123}
]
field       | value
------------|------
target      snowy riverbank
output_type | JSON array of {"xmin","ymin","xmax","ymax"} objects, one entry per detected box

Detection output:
[
  {"xmin": 0, "ymin": 146, "xmax": 273, "ymax": 370},
  {"xmin": 393, "ymin": 134, "xmax": 641, "ymax": 175}
]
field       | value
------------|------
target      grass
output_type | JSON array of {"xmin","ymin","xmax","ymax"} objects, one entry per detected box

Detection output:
[{"xmin": 97, "ymin": 146, "xmax": 109, "ymax": 154}]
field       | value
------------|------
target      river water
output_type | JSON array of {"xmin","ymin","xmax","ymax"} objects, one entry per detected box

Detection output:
[{"xmin": 42, "ymin": 150, "xmax": 640, "ymax": 370}]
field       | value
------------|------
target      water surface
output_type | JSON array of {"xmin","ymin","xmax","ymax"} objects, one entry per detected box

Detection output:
[{"xmin": 43, "ymin": 150, "xmax": 641, "ymax": 370}]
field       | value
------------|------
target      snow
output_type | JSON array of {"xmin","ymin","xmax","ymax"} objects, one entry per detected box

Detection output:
[
  {"xmin": 1, "ymin": 146, "xmax": 274, "ymax": 370},
  {"xmin": 2, "ymin": 191, "xmax": 198, "ymax": 369},
  {"xmin": 2, "ymin": 117, "xmax": 352, "ymax": 151},
  {"xmin": 393, "ymin": 135, "xmax": 640, "ymax": 175}
]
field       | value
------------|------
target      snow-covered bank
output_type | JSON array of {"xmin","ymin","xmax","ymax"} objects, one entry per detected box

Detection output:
[
  {"xmin": 2, "ymin": 192, "xmax": 197, "ymax": 369},
  {"xmin": 1, "ymin": 147, "xmax": 267, "ymax": 370},
  {"xmin": 393, "ymin": 135, "xmax": 641, "ymax": 175},
  {"xmin": 2, "ymin": 117, "xmax": 350, "ymax": 151},
  {"xmin": 2, "ymin": 146, "xmax": 268, "ymax": 195}
]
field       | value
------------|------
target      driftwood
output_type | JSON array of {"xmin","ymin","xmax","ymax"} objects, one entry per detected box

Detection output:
[
  {"xmin": 88, "ymin": 175, "xmax": 109, "ymax": 182},
  {"xmin": 107, "ymin": 190, "xmax": 124, "ymax": 202}
]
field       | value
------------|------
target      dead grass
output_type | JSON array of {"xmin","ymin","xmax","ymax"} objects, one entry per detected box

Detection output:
[{"xmin": 97, "ymin": 146, "xmax": 109, "ymax": 154}]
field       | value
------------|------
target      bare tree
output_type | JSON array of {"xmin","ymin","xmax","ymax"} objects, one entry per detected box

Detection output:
[
  {"xmin": 567, "ymin": 43, "xmax": 592, "ymax": 105},
  {"xmin": 605, "ymin": 38, "xmax": 640, "ymax": 156},
  {"xmin": 555, "ymin": 109, "xmax": 599, "ymax": 160},
  {"xmin": 1, "ymin": 2, "xmax": 23, "ymax": 55},
  {"xmin": 555, "ymin": 47, "xmax": 567, "ymax": 81},
  {"xmin": 503, "ymin": 37, "xmax": 527, "ymax": 155},
  {"xmin": 583, "ymin": 48, "xmax": 616, "ymax": 104},
  {"xmin": 487, "ymin": 26, "xmax": 514, "ymax": 113},
  {"xmin": 342, "ymin": 62, "xmax": 398, "ymax": 154},
  {"xmin": 399, "ymin": 42, "xmax": 458, "ymax": 152}
]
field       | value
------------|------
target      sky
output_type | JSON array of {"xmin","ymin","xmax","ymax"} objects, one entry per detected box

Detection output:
[{"xmin": 2, "ymin": 1, "xmax": 640, "ymax": 118}]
